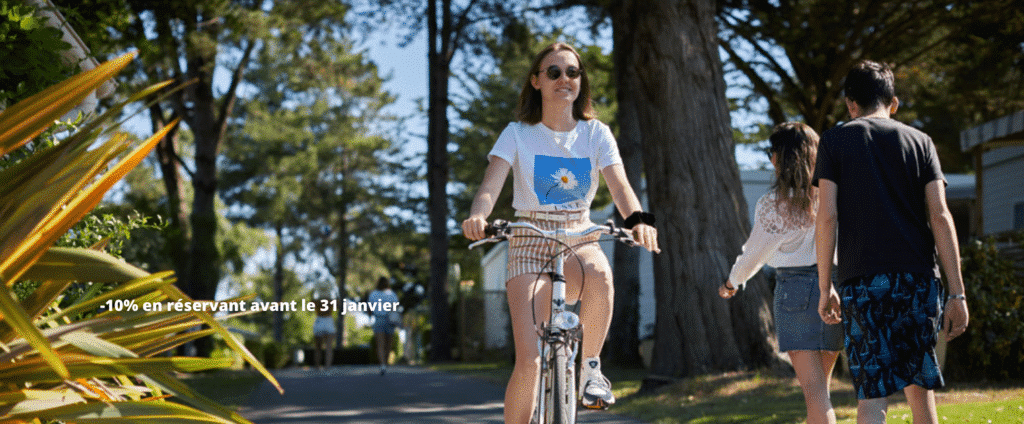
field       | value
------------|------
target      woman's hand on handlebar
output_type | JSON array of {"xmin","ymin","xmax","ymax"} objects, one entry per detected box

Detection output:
[
  {"xmin": 461, "ymin": 215, "xmax": 488, "ymax": 241},
  {"xmin": 632, "ymin": 223, "xmax": 660, "ymax": 253}
]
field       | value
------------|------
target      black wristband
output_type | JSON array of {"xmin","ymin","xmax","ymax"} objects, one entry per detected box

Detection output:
[{"xmin": 624, "ymin": 211, "xmax": 656, "ymax": 229}]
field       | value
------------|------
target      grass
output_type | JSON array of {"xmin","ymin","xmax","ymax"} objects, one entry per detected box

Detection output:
[
  {"xmin": 433, "ymin": 362, "xmax": 1024, "ymax": 423},
  {"xmin": 614, "ymin": 370, "xmax": 819, "ymax": 423},
  {"xmin": 879, "ymin": 386, "xmax": 1024, "ymax": 424},
  {"xmin": 430, "ymin": 361, "xmax": 513, "ymax": 385}
]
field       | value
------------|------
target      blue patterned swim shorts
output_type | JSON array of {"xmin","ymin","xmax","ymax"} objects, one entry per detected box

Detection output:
[{"xmin": 839, "ymin": 272, "xmax": 945, "ymax": 399}]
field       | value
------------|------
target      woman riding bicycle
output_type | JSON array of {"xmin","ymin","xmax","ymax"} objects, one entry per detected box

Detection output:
[{"xmin": 461, "ymin": 42, "xmax": 659, "ymax": 424}]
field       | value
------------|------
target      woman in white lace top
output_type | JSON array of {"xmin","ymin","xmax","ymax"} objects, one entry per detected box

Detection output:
[{"xmin": 720, "ymin": 122, "xmax": 843, "ymax": 424}]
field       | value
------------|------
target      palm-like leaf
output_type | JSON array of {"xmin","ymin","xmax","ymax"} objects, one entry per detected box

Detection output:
[{"xmin": 0, "ymin": 52, "xmax": 279, "ymax": 423}]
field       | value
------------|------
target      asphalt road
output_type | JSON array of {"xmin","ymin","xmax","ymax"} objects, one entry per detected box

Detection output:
[{"xmin": 239, "ymin": 365, "xmax": 650, "ymax": 423}]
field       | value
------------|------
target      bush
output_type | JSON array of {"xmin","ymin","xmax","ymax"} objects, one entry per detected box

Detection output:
[
  {"xmin": 262, "ymin": 342, "xmax": 290, "ymax": 369},
  {"xmin": 944, "ymin": 231, "xmax": 1024, "ymax": 381}
]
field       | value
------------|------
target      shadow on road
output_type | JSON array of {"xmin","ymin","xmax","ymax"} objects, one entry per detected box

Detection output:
[{"xmin": 240, "ymin": 365, "xmax": 648, "ymax": 423}]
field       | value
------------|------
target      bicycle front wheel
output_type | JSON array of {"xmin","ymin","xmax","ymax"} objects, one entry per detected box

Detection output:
[{"xmin": 550, "ymin": 342, "xmax": 577, "ymax": 424}]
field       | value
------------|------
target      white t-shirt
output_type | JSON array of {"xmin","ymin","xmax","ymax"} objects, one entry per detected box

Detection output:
[{"xmin": 489, "ymin": 120, "xmax": 622, "ymax": 212}]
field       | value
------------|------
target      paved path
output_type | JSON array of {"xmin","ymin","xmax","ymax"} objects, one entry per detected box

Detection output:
[{"xmin": 239, "ymin": 365, "xmax": 649, "ymax": 423}]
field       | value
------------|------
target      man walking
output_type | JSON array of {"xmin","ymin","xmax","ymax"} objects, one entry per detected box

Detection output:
[{"xmin": 814, "ymin": 60, "xmax": 970, "ymax": 424}]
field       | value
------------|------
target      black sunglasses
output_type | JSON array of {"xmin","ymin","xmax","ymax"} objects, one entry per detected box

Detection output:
[{"xmin": 537, "ymin": 65, "xmax": 582, "ymax": 80}]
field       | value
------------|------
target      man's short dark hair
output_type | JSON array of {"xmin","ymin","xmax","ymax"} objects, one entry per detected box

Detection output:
[{"xmin": 843, "ymin": 60, "xmax": 895, "ymax": 111}]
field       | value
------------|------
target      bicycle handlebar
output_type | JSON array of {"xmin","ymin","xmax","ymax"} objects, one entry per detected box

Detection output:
[{"xmin": 468, "ymin": 219, "xmax": 637, "ymax": 250}]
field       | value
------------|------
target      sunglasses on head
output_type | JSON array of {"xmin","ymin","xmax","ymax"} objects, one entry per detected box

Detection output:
[{"xmin": 538, "ymin": 65, "xmax": 582, "ymax": 80}]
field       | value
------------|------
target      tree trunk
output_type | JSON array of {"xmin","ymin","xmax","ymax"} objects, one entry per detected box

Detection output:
[
  {"xmin": 182, "ymin": 44, "xmax": 221, "ymax": 356},
  {"xmin": 604, "ymin": 8, "xmax": 645, "ymax": 367},
  {"xmin": 177, "ymin": 9, "xmax": 254, "ymax": 359},
  {"xmin": 149, "ymin": 103, "xmax": 190, "ymax": 280},
  {"xmin": 273, "ymin": 222, "xmax": 285, "ymax": 344},
  {"xmin": 426, "ymin": 0, "xmax": 454, "ymax": 362},
  {"xmin": 184, "ymin": 45, "xmax": 222, "ymax": 306},
  {"xmin": 335, "ymin": 193, "xmax": 349, "ymax": 349},
  {"xmin": 617, "ymin": 0, "xmax": 781, "ymax": 386}
]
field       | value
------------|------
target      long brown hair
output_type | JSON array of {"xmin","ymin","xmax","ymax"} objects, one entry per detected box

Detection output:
[
  {"xmin": 515, "ymin": 42, "xmax": 596, "ymax": 124},
  {"xmin": 769, "ymin": 122, "xmax": 819, "ymax": 223}
]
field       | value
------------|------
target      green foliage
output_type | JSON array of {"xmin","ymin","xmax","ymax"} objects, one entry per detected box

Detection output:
[
  {"xmin": 223, "ymin": 269, "xmax": 310, "ymax": 346},
  {"xmin": 718, "ymin": 0, "xmax": 1024, "ymax": 172},
  {"xmin": 243, "ymin": 339, "xmax": 292, "ymax": 370},
  {"xmin": 61, "ymin": 211, "xmax": 166, "ymax": 256},
  {"xmin": 945, "ymin": 231, "xmax": 1024, "ymax": 381},
  {"xmin": 895, "ymin": 0, "xmax": 1024, "ymax": 173},
  {"xmin": 0, "ymin": 0, "xmax": 74, "ymax": 107}
]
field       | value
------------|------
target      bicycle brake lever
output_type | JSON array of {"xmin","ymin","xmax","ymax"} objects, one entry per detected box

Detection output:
[
  {"xmin": 485, "ymin": 219, "xmax": 508, "ymax": 237},
  {"xmin": 471, "ymin": 220, "xmax": 510, "ymax": 250},
  {"xmin": 607, "ymin": 219, "xmax": 638, "ymax": 247}
]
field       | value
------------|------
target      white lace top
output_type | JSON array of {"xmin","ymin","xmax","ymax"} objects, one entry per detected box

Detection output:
[{"xmin": 727, "ymin": 191, "xmax": 821, "ymax": 289}]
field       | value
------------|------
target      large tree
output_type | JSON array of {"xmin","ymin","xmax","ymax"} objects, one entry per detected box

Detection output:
[
  {"xmin": 535, "ymin": 0, "xmax": 780, "ymax": 377},
  {"xmin": 612, "ymin": 0, "xmax": 780, "ymax": 382},
  {"xmin": 356, "ymin": 0, "xmax": 520, "ymax": 361},
  {"xmin": 219, "ymin": 1, "xmax": 396, "ymax": 346}
]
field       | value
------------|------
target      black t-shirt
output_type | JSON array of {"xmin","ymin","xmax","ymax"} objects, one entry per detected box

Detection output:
[{"xmin": 812, "ymin": 117, "xmax": 945, "ymax": 283}]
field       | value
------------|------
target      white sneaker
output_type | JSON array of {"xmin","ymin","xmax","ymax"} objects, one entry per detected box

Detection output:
[{"xmin": 580, "ymin": 357, "xmax": 614, "ymax": 409}]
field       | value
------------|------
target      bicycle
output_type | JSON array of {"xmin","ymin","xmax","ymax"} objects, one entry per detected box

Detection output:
[{"xmin": 469, "ymin": 218, "xmax": 637, "ymax": 424}]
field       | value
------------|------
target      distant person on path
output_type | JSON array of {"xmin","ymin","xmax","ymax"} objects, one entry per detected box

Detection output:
[
  {"xmin": 461, "ymin": 42, "xmax": 659, "ymax": 424},
  {"xmin": 311, "ymin": 295, "xmax": 336, "ymax": 368},
  {"xmin": 720, "ymin": 122, "xmax": 843, "ymax": 424},
  {"xmin": 369, "ymin": 277, "xmax": 400, "ymax": 375},
  {"xmin": 814, "ymin": 60, "xmax": 969, "ymax": 424}
]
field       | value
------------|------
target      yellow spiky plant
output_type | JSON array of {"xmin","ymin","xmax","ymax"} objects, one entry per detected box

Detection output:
[{"xmin": 0, "ymin": 52, "xmax": 280, "ymax": 423}]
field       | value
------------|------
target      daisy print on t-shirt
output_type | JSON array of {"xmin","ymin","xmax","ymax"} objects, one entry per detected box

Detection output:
[{"xmin": 534, "ymin": 155, "xmax": 591, "ymax": 209}]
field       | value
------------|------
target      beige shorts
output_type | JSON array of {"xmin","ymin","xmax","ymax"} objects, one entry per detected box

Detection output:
[{"xmin": 506, "ymin": 216, "xmax": 604, "ymax": 280}]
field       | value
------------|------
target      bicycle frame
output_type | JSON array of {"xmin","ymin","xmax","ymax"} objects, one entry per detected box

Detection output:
[{"xmin": 536, "ymin": 227, "xmax": 580, "ymax": 424}]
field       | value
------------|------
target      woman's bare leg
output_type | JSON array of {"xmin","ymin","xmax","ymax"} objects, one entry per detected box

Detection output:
[
  {"xmin": 820, "ymin": 350, "xmax": 838, "ymax": 391},
  {"xmin": 564, "ymin": 244, "xmax": 612, "ymax": 360},
  {"xmin": 313, "ymin": 336, "xmax": 323, "ymax": 368},
  {"xmin": 376, "ymin": 333, "xmax": 388, "ymax": 366},
  {"xmin": 323, "ymin": 334, "xmax": 334, "ymax": 366},
  {"xmin": 790, "ymin": 350, "xmax": 840, "ymax": 424},
  {"xmin": 504, "ymin": 273, "xmax": 551, "ymax": 424}
]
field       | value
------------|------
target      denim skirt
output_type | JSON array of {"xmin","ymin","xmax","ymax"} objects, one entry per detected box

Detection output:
[{"xmin": 774, "ymin": 265, "xmax": 844, "ymax": 352}]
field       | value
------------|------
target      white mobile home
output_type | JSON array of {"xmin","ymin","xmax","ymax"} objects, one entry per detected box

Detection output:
[{"xmin": 961, "ymin": 110, "xmax": 1024, "ymax": 235}]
